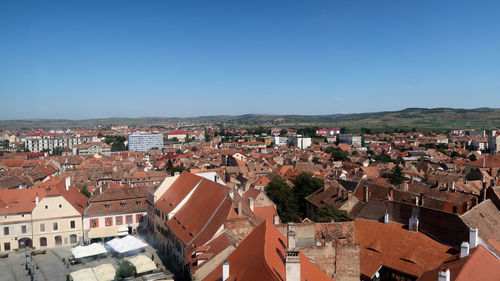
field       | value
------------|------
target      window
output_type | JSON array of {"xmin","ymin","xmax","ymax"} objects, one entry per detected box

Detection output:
[
  {"xmin": 90, "ymin": 219, "xmax": 99, "ymax": 228},
  {"xmin": 70, "ymin": 234, "xmax": 77, "ymax": 244},
  {"xmin": 40, "ymin": 237, "xmax": 47, "ymax": 247},
  {"xmin": 55, "ymin": 236, "xmax": 62, "ymax": 245},
  {"xmin": 137, "ymin": 214, "xmax": 144, "ymax": 223},
  {"xmin": 45, "ymin": 205, "xmax": 48, "ymax": 209},
  {"xmin": 136, "ymin": 201, "xmax": 141, "ymax": 206},
  {"xmin": 53, "ymin": 222, "xmax": 58, "ymax": 231},
  {"xmin": 40, "ymin": 223, "xmax": 45, "ymax": 232},
  {"xmin": 21, "ymin": 225, "xmax": 27, "ymax": 234},
  {"xmin": 126, "ymin": 215, "xmax": 133, "ymax": 224},
  {"xmin": 3, "ymin": 227, "xmax": 9, "ymax": 236},
  {"xmin": 105, "ymin": 217, "xmax": 113, "ymax": 226},
  {"xmin": 70, "ymin": 220, "xmax": 76, "ymax": 229},
  {"xmin": 116, "ymin": 216, "xmax": 123, "ymax": 225},
  {"xmin": 4, "ymin": 242, "xmax": 10, "ymax": 251},
  {"xmin": 59, "ymin": 204, "xmax": 62, "ymax": 208},
  {"xmin": 120, "ymin": 202, "xmax": 126, "ymax": 207},
  {"xmin": 105, "ymin": 204, "xmax": 111, "ymax": 209}
]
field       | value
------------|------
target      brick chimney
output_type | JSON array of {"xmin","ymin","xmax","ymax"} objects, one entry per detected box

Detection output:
[
  {"xmin": 286, "ymin": 222, "xmax": 300, "ymax": 281},
  {"xmin": 460, "ymin": 241, "xmax": 470, "ymax": 258},
  {"xmin": 469, "ymin": 228, "xmax": 478, "ymax": 248},
  {"xmin": 222, "ymin": 260, "xmax": 229, "ymax": 280},
  {"xmin": 248, "ymin": 197, "xmax": 255, "ymax": 212},
  {"xmin": 237, "ymin": 201, "xmax": 242, "ymax": 216},
  {"xmin": 438, "ymin": 269, "xmax": 450, "ymax": 281},
  {"xmin": 273, "ymin": 214, "xmax": 280, "ymax": 225},
  {"xmin": 409, "ymin": 215, "xmax": 419, "ymax": 232},
  {"xmin": 65, "ymin": 177, "xmax": 71, "ymax": 191},
  {"xmin": 364, "ymin": 185, "xmax": 369, "ymax": 202}
]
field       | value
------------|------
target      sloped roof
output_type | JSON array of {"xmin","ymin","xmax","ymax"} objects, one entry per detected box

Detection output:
[
  {"xmin": 460, "ymin": 199, "xmax": 500, "ymax": 256},
  {"xmin": 156, "ymin": 171, "xmax": 203, "ymax": 214},
  {"xmin": 355, "ymin": 219, "xmax": 452, "ymax": 278},
  {"xmin": 417, "ymin": 245, "xmax": 500, "ymax": 281},
  {"xmin": 202, "ymin": 220, "xmax": 333, "ymax": 281}
]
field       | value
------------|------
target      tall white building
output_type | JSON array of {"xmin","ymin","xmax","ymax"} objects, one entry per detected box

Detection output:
[{"xmin": 128, "ymin": 133, "xmax": 163, "ymax": 152}]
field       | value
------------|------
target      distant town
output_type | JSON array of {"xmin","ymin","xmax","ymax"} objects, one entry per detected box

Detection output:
[{"xmin": 0, "ymin": 121, "xmax": 499, "ymax": 281}]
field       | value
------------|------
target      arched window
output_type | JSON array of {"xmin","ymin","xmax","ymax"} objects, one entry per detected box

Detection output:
[
  {"xmin": 70, "ymin": 234, "xmax": 78, "ymax": 244},
  {"xmin": 40, "ymin": 237, "xmax": 47, "ymax": 247},
  {"xmin": 55, "ymin": 235, "xmax": 62, "ymax": 245}
]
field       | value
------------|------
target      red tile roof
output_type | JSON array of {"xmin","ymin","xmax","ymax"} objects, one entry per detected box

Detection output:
[
  {"xmin": 354, "ymin": 219, "xmax": 452, "ymax": 278},
  {"xmin": 417, "ymin": 245, "xmax": 500, "ymax": 281},
  {"xmin": 202, "ymin": 220, "xmax": 334, "ymax": 281}
]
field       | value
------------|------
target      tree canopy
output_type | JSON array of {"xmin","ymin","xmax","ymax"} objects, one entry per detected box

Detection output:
[
  {"xmin": 389, "ymin": 165, "xmax": 405, "ymax": 186},
  {"xmin": 293, "ymin": 172, "xmax": 324, "ymax": 217},
  {"xmin": 316, "ymin": 205, "xmax": 350, "ymax": 222},
  {"xmin": 265, "ymin": 176, "xmax": 297, "ymax": 223}
]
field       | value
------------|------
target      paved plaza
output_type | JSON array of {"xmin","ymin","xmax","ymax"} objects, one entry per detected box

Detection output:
[{"xmin": 0, "ymin": 237, "xmax": 165, "ymax": 281}]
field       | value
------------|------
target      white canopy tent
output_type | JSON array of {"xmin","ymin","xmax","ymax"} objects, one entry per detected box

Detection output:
[
  {"xmin": 71, "ymin": 243, "xmax": 108, "ymax": 259},
  {"xmin": 70, "ymin": 268, "xmax": 98, "ymax": 281},
  {"xmin": 126, "ymin": 254, "xmax": 157, "ymax": 274},
  {"xmin": 92, "ymin": 263, "xmax": 115, "ymax": 281},
  {"xmin": 107, "ymin": 235, "xmax": 148, "ymax": 254}
]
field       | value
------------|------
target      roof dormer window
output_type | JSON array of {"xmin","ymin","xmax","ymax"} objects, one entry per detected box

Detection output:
[{"xmin": 105, "ymin": 204, "xmax": 111, "ymax": 209}]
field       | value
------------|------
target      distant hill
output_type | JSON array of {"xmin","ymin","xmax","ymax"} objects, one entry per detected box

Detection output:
[{"xmin": 1, "ymin": 108, "xmax": 499, "ymax": 130}]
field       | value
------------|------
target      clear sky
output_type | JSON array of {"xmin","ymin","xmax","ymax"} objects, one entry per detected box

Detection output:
[{"xmin": 1, "ymin": 0, "xmax": 499, "ymax": 120}]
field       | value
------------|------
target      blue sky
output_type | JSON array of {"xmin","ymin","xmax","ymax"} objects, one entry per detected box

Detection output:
[{"xmin": 1, "ymin": 0, "xmax": 499, "ymax": 119}]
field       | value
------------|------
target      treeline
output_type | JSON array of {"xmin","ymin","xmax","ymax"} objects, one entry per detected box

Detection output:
[{"xmin": 265, "ymin": 172, "xmax": 350, "ymax": 223}]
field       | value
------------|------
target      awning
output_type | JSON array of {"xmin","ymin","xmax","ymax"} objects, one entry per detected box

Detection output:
[
  {"xmin": 71, "ymin": 243, "xmax": 108, "ymax": 259},
  {"xmin": 71, "ymin": 268, "xmax": 98, "ymax": 281},
  {"xmin": 107, "ymin": 235, "xmax": 147, "ymax": 254},
  {"xmin": 92, "ymin": 263, "xmax": 115, "ymax": 281},
  {"xmin": 126, "ymin": 255, "xmax": 157, "ymax": 274},
  {"xmin": 88, "ymin": 226, "xmax": 119, "ymax": 239}
]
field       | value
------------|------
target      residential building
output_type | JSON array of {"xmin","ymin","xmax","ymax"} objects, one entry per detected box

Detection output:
[
  {"xmin": 24, "ymin": 134, "xmax": 97, "ymax": 153},
  {"xmin": 287, "ymin": 135, "xmax": 312, "ymax": 149},
  {"xmin": 72, "ymin": 142, "xmax": 111, "ymax": 156},
  {"xmin": 339, "ymin": 135, "xmax": 362, "ymax": 146},
  {"xmin": 83, "ymin": 186, "xmax": 148, "ymax": 242},
  {"xmin": 0, "ymin": 177, "xmax": 88, "ymax": 251},
  {"xmin": 316, "ymin": 128, "xmax": 340, "ymax": 136},
  {"xmin": 128, "ymin": 133, "xmax": 164, "ymax": 152},
  {"xmin": 488, "ymin": 130, "xmax": 500, "ymax": 154}
]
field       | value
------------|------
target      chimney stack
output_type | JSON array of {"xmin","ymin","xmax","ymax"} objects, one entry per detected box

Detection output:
[
  {"xmin": 229, "ymin": 189, "xmax": 234, "ymax": 200},
  {"xmin": 35, "ymin": 193, "xmax": 39, "ymax": 206},
  {"xmin": 460, "ymin": 242, "xmax": 470, "ymax": 258},
  {"xmin": 286, "ymin": 223, "xmax": 300, "ymax": 281},
  {"xmin": 65, "ymin": 177, "xmax": 71, "ymax": 191},
  {"xmin": 469, "ymin": 228, "xmax": 478, "ymax": 248},
  {"xmin": 287, "ymin": 223, "xmax": 296, "ymax": 249},
  {"xmin": 403, "ymin": 182, "xmax": 409, "ymax": 192},
  {"xmin": 347, "ymin": 190, "xmax": 353, "ymax": 202},
  {"xmin": 222, "ymin": 260, "xmax": 229, "ymax": 281},
  {"xmin": 273, "ymin": 214, "xmax": 280, "ymax": 225},
  {"xmin": 451, "ymin": 182, "xmax": 455, "ymax": 191},
  {"xmin": 384, "ymin": 211, "xmax": 389, "ymax": 224},
  {"xmin": 237, "ymin": 201, "xmax": 242, "ymax": 216},
  {"xmin": 409, "ymin": 215, "xmax": 419, "ymax": 232},
  {"xmin": 438, "ymin": 269, "xmax": 450, "ymax": 281},
  {"xmin": 364, "ymin": 185, "xmax": 369, "ymax": 202},
  {"xmin": 248, "ymin": 197, "xmax": 255, "ymax": 212}
]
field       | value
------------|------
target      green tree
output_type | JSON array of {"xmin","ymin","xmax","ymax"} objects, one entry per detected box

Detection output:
[
  {"xmin": 115, "ymin": 260, "xmax": 135, "ymax": 279},
  {"xmin": 279, "ymin": 129, "xmax": 288, "ymax": 136},
  {"xmin": 293, "ymin": 172, "xmax": 324, "ymax": 216},
  {"xmin": 316, "ymin": 205, "xmax": 350, "ymax": 222},
  {"xmin": 312, "ymin": 157, "xmax": 320, "ymax": 164},
  {"xmin": 469, "ymin": 154, "xmax": 477, "ymax": 161},
  {"xmin": 80, "ymin": 186, "xmax": 91, "ymax": 198},
  {"xmin": 265, "ymin": 176, "xmax": 297, "ymax": 223},
  {"xmin": 389, "ymin": 165, "xmax": 405, "ymax": 186},
  {"xmin": 325, "ymin": 147, "xmax": 349, "ymax": 161}
]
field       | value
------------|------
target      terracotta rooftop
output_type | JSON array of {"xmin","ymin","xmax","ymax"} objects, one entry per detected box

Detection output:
[
  {"xmin": 355, "ymin": 219, "xmax": 452, "ymax": 278},
  {"xmin": 202, "ymin": 220, "xmax": 334, "ymax": 281},
  {"xmin": 417, "ymin": 245, "xmax": 500, "ymax": 281}
]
